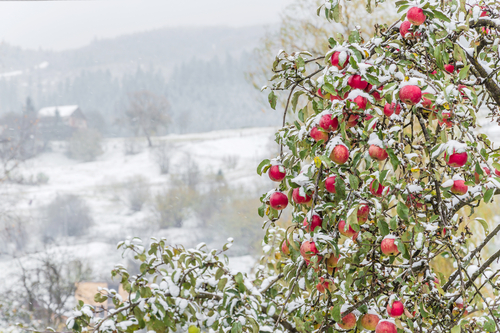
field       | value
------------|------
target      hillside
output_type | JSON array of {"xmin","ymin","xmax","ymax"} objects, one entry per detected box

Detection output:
[{"xmin": 0, "ymin": 127, "xmax": 278, "ymax": 289}]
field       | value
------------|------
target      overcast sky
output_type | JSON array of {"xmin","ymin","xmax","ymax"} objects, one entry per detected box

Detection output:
[{"xmin": 0, "ymin": 0, "xmax": 292, "ymax": 51}]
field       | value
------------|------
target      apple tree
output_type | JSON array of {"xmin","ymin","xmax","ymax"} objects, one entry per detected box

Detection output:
[{"xmin": 60, "ymin": 0, "xmax": 500, "ymax": 333}]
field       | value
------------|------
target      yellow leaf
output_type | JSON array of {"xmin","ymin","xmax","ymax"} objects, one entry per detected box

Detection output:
[{"xmin": 314, "ymin": 156, "xmax": 322, "ymax": 168}]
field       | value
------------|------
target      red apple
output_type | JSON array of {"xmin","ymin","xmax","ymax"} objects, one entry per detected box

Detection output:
[
  {"xmin": 444, "ymin": 64, "xmax": 455, "ymax": 73},
  {"xmin": 351, "ymin": 95, "xmax": 368, "ymax": 110},
  {"xmin": 330, "ymin": 145, "xmax": 350, "ymax": 165},
  {"xmin": 303, "ymin": 214, "xmax": 322, "ymax": 232},
  {"xmin": 369, "ymin": 144, "xmax": 388, "ymax": 161},
  {"xmin": 445, "ymin": 150, "xmax": 468, "ymax": 168},
  {"xmin": 268, "ymin": 165, "xmax": 286, "ymax": 182},
  {"xmin": 458, "ymin": 84, "xmax": 469, "ymax": 99},
  {"xmin": 375, "ymin": 320, "xmax": 397, "ymax": 333},
  {"xmin": 366, "ymin": 84, "xmax": 384, "ymax": 101},
  {"xmin": 387, "ymin": 300, "xmax": 404, "ymax": 317},
  {"xmin": 383, "ymin": 103, "xmax": 401, "ymax": 117},
  {"xmin": 281, "ymin": 240, "xmax": 290, "ymax": 255},
  {"xmin": 338, "ymin": 220, "xmax": 357, "ymax": 237},
  {"xmin": 400, "ymin": 85, "xmax": 422, "ymax": 105},
  {"xmin": 370, "ymin": 180, "xmax": 385, "ymax": 197},
  {"xmin": 422, "ymin": 93, "xmax": 433, "ymax": 109},
  {"xmin": 299, "ymin": 240, "xmax": 319, "ymax": 262},
  {"xmin": 269, "ymin": 192, "xmax": 288, "ymax": 210},
  {"xmin": 338, "ymin": 313, "xmax": 356, "ymax": 330},
  {"xmin": 381, "ymin": 237, "xmax": 399, "ymax": 256},
  {"xmin": 316, "ymin": 277, "xmax": 331, "ymax": 293},
  {"xmin": 475, "ymin": 167, "xmax": 491, "ymax": 184},
  {"xmin": 325, "ymin": 175, "xmax": 337, "ymax": 193},
  {"xmin": 406, "ymin": 194, "xmax": 424, "ymax": 209},
  {"xmin": 319, "ymin": 114, "xmax": 339, "ymax": 132},
  {"xmin": 345, "ymin": 113, "xmax": 360, "ymax": 128},
  {"xmin": 326, "ymin": 253, "xmax": 340, "ymax": 274},
  {"xmin": 331, "ymin": 51, "xmax": 350, "ymax": 70},
  {"xmin": 292, "ymin": 187, "xmax": 312, "ymax": 204},
  {"xmin": 361, "ymin": 312, "xmax": 380, "ymax": 331},
  {"xmin": 450, "ymin": 180, "xmax": 468, "ymax": 195},
  {"xmin": 357, "ymin": 204, "xmax": 370, "ymax": 223},
  {"xmin": 407, "ymin": 7, "xmax": 426, "ymax": 25},
  {"xmin": 310, "ymin": 127, "xmax": 329, "ymax": 142},
  {"xmin": 400, "ymin": 21, "xmax": 413, "ymax": 38},
  {"xmin": 481, "ymin": 6, "xmax": 488, "ymax": 17},
  {"xmin": 438, "ymin": 111, "xmax": 453, "ymax": 128},
  {"xmin": 348, "ymin": 75, "xmax": 368, "ymax": 90},
  {"xmin": 300, "ymin": 241, "xmax": 319, "ymax": 259},
  {"xmin": 454, "ymin": 299, "xmax": 469, "ymax": 316}
]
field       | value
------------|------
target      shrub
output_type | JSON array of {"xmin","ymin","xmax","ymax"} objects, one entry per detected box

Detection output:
[
  {"xmin": 124, "ymin": 175, "xmax": 150, "ymax": 212},
  {"xmin": 151, "ymin": 140, "xmax": 172, "ymax": 174},
  {"xmin": 42, "ymin": 195, "xmax": 93, "ymax": 242},
  {"xmin": 67, "ymin": 129, "xmax": 103, "ymax": 162},
  {"xmin": 153, "ymin": 183, "xmax": 196, "ymax": 228}
]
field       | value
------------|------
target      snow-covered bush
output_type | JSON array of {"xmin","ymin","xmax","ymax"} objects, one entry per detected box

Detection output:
[
  {"xmin": 40, "ymin": 0, "xmax": 500, "ymax": 332},
  {"xmin": 67, "ymin": 129, "xmax": 103, "ymax": 162},
  {"xmin": 43, "ymin": 194, "xmax": 93, "ymax": 241}
]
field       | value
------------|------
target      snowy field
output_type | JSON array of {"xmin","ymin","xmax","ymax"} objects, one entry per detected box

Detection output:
[{"xmin": 0, "ymin": 127, "xmax": 278, "ymax": 288}]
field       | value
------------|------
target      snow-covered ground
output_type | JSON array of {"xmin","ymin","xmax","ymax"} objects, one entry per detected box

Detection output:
[{"xmin": 0, "ymin": 127, "xmax": 278, "ymax": 288}]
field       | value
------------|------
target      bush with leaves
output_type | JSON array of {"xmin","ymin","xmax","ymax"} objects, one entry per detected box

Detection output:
[
  {"xmin": 67, "ymin": 129, "xmax": 103, "ymax": 162},
  {"xmin": 55, "ymin": 1, "xmax": 500, "ymax": 333}
]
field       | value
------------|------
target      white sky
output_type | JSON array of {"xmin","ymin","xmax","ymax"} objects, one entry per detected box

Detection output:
[{"xmin": 0, "ymin": 0, "xmax": 292, "ymax": 51}]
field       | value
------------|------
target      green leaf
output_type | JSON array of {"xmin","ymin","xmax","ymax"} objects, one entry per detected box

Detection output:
[
  {"xmin": 268, "ymin": 91, "xmax": 277, "ymax": 110},
  {"xmin": 257, "ymin": 159, "xmax": 270, "ymax": 175},
  {"xmin": 484, "ymin": 317, "xmax": 496, "ymax": 332},
  {"xmin": 475, "ymin": 217, "xmax": 489, "ymax": 235},
  {"xmin": 231, "ymin": 322, "xmax": 243, "ymax": 333},
  {"xmin": 218, "ymin": 278, "xmax": 228, "ymax": 290},
  {"xmin": 323, "ymin": 83, "xmax": 336, "ymax": 95},
  {"xmin": 390, "ymin": 216, "xmax": 398, "ymax": 231},
  {"xmin": 331, "ymin": 304, "xmax": 342, "ymax": 323},
  {"xmin": 258, "ymin": 204, "xmax": 265, "ymax": 218},
  {"xmin": 397, "ymin": 201, "xmax": 409, "ymax": 221},
  {"xmin": 349, "ymin": 174, "xmax": 359, "ymax": 190},
  {"xmin": 215, "ymin": 268, "xmax": 224, "ymax": 280},
  {"xmin": 292, "ymin": 91, "xmax": 304, "ymax": 112},
  {"xmin": 378, "ymin": 219, "xmax": 390, "ymax": 236},
  {"xmin": 433, "ymin": 9, "xmax": 451, "ymax": 22},
  {"xmin": 235, "ymin": 272, "xmax": 246, "ymax": 292},
  {"xmin": 336, "ymin": 176, "xmax": 346, "ymax": 200},
  {"xmin": 387, "ymin": 148, "xmax": 400, "ymax": 171},
  {"xmin": 484, "ymin": 188, "xmax": 495, "ymax": 203},
  {"xmin": 459, "ymin": 65, "xmax": 470, "ymax": 80}
]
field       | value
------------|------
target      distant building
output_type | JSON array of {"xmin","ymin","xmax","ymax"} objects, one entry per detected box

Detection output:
[{"xmin": 37, "ymin": 105, "xmax": 87, "ymax": 140}]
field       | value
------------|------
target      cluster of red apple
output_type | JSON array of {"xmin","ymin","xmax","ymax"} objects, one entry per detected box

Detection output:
[{"xmin": 261, "ymin": 5, "xmax": 498, "ymax": 331}]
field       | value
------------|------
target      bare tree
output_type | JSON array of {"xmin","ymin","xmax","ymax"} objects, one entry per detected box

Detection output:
[
  {"xmin": 13, "ymin": 252, "xmax": 92, "ymax": 330},
  {"xmin": 124, "ymin": 91, "xmax": 170, "ymax": 147}
]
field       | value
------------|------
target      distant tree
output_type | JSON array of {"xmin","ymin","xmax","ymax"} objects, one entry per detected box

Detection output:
[
  {"xmin": 10, "ymin": 252, "xmax": 92, "ymax": 330},
  {"xmin": 124, "ymin": 90, "xmax": 170, "ymax": 147}
]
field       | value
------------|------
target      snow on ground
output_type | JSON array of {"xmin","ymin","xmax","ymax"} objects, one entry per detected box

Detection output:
[{"xmin": 0, "ymin": 127, "xmax": 278, "ymax": 288}]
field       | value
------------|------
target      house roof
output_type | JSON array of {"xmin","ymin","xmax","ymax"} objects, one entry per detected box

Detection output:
[{"xmin": 38, "ymin": 105, "xmax": 79, "ymax": 118}]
